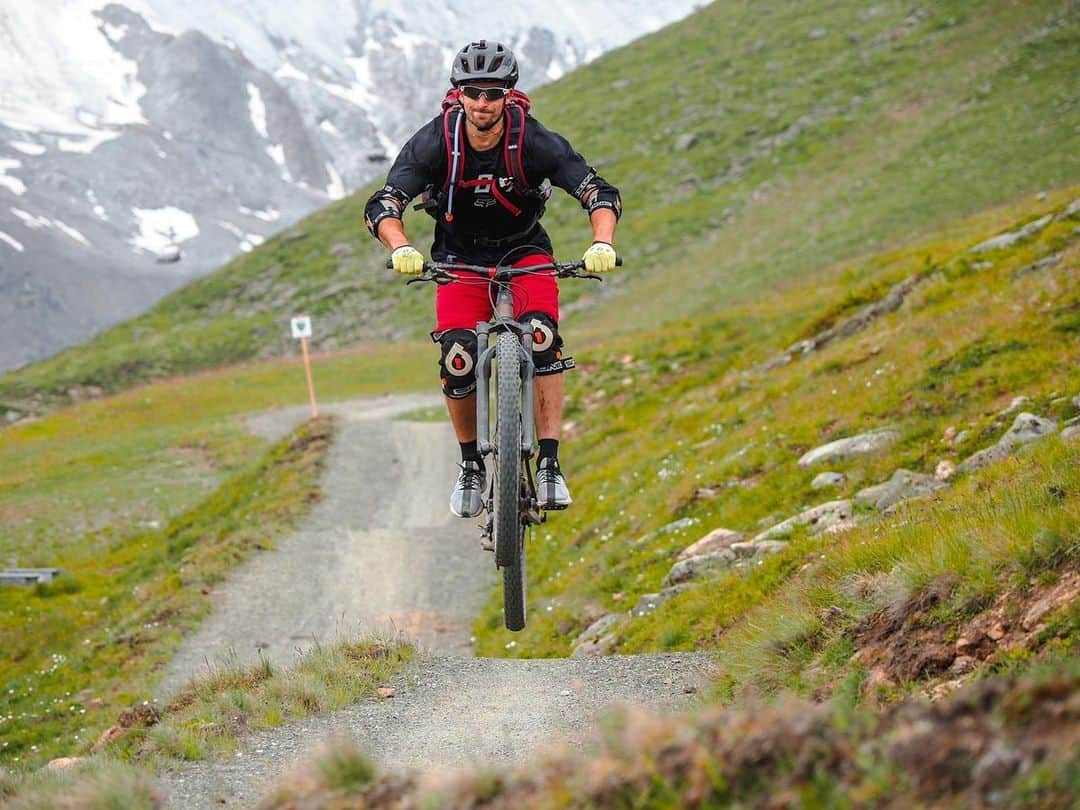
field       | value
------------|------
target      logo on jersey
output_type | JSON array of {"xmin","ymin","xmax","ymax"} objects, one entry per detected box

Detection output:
[{"xmin": 473, "ymin": 173, "xmax": 496, "ymax": 207}]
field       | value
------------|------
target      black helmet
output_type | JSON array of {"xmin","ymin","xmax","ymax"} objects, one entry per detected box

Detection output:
[{"xmin": 450, "ymin": 40, "xmax": 519, "ymax": 88}]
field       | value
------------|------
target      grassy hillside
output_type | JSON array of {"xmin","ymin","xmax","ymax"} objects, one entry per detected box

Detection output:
[
  {"xmin": 474, "ymin": 189, "xmax": 1079, "ymax": 665},
  {"xmin": 0, "ymin": 344, "xmax": 431, "ymax": 769},
  {"xmin": 1, "ymin": 0, "xmax": 1077, "ymax": 411}
]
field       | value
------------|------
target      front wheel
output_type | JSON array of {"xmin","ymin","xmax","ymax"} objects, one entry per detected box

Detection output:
[
  {"xmin": 493, "ymin": 331, "xmax": 522, "ymax": 572},
  {"xmin": 502, "ymin": 521, "xmax": 527, "ymax": 631}
]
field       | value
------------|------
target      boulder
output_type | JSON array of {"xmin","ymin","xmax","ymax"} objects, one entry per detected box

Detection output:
[
  {"xmin": 753, "ymin": 500, "xmax": 854, "ymax": 542},
  {"xmin": 935, "ymin": 460, "xmax": 957, "ymax": 481},
  {"xmin": 854, "ymin": 469, "xmax": 949, "ymax": 511},
  {"xmin": 998, "ymin": 395, "xmax": 1029, "ymax": 415},
  {"xmin": 570, "ymin": 613, "xmax": 627, "ymax": 658},
  {"xmin": 1000, "ymin": 412, "xmax": 1057, "ymax": 448},
  {"xmin": 1062, "ymin": 425, "xmax": 1080, "ymax": 441},
  {"xmin": 730, "ymin": 540, "xmax": 787, "ymax": 560},
  {"xmin": 629, "ymin": 584, "xmax": 695, "ymax": 618},
  {"xmin": 662, "ymin": 549, "xmax": 737, "ymax": 587},
  {"xmin": 676, "ymin": 527, "xmax": 744, "ymax": 561},
  {"xmin": 969, "ymin": 214, "xmax": 1052, "ymax": 253},
  {"xmin": 798, "ymin": 428, "xmax": 899, "ymax": 468},
  {"xmin": 811, "ymin": 471, "xmax": 846, "ymax": 490},
  {"xmin": 959, "ymin": 413, "xmax": 1058, "ymax": 473},
  {"xmin": 674, "ymin": 133, "xmax": 698, "ymax": 151}
]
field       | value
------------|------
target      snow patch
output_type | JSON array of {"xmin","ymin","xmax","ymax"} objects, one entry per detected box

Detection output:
[
  {"xmin": 0, "ymin": 2, "xmax": 147, "ymax": 137},
  {"xmin": 0, "ymin": 159, "xmax": 27, "ymax": 195},
  {"xmin": 86, "ymin": 188, "xmax": 108, "ymax": 220},
  {"xmin": 217, "ymin": 220, "xmax": 244, "ymax": 238},
  {"xmin": 274, "ymin": 62, "xmax": 310, "ymax": 82},
  {"xmin": 53, "ymin": 219, "xmax": 90, "ymax": 246},
  {"xmin": 101, "ymin": 22, "xmax": 128, "ymax": 42},
  {"xmin": 238, "ymin": 232, "xmax": 266, "ymax": 253},
  {"xmin": 9, "ymin": 141, "xmax": 46, "ymax": 156},
  {"xmin": 0, "ymin": 230, "xmax": 24, "ymax": 252},
  {"xmin": 57, "ymin": 130, "xmax": 121, "ymax": 154},
  {"xmin": 325, "ymin": 161, "xmax": 345, "ymax": 199},
  {"xmin": 11, "ymin": 207, "xmax": 49, "ymax": 228},
  {"xmin": 266, "ymin": 144, "xmax": 292, "ymax": 181},
  {"xmin": 129, "ymin": 206, "xmax": 199, "ymax": 253},
  {"xmin": 10, "ymin": 207, "xmax": 89, "ymax": 245},
  {"xmin": 247, "ymin": 82, "xmax": 269, "ymax": 138},
  {"xmin": 319, "ymin": 118, "xmax": 342, "ymax": 136},
  {"xmin": 238, "ymin": 205, "xmax": 280, "ymax": 222},
  {"xmin": 391, "ymin": 31, "xmax": 427, "ymax": 60}
]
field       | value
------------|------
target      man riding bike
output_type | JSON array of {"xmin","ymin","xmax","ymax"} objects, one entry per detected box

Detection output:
[{"xmin": 365, "ymin": 40, "xmax": 621, "ymax": 518}]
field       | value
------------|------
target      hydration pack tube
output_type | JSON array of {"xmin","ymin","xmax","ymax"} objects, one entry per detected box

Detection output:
[{"xmin": 415, "ymin": 88, "xmax": 540, "ymax": 223}]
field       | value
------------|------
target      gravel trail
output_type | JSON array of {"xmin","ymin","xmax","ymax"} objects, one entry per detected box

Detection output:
[{"xmin": 156, "ymin": 395, "xmax": 711, "ymax": 807}]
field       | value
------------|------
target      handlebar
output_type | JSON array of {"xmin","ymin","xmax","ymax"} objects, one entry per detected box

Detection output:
[{"xmin": 385, "ymin": 256, "xmax": 622, "ymax": 285}]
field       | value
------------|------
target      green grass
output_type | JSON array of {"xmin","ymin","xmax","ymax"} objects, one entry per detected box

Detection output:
[
  {"xmin": 125, "ymin": 636, "xmax": 411, "ymax": 764},
  {"xmin": 0, "ymin": 635, "xmax": 411, "ymax": 807},
  {"xmin": 0, "ymin": 416, "xmax": 336, "ymax": 770},
  {"xmin": 473, "ymin": 189, "xmax": 1080, "ymax": 661},
  {"xmin": 0, "ymin": 339, "xmax": 434, "ymax": 772}
]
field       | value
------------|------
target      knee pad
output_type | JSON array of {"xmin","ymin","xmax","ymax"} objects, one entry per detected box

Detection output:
[
  {"xmin": 522, "ymin": 311, "xmax": 575, "ymax": 376},
  {"xmin": 437, "ymin": 329, "xmax": 478, "ymax": 399}
]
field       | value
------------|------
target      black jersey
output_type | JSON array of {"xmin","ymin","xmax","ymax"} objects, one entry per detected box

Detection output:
[{"xmin": 365, "ymin": 113, "xmax": 621, "ymax": 265}]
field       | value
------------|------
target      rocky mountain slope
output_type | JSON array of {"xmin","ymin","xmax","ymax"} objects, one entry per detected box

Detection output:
[{"xmin": 0, "ymin": 0, "xmax": 699, "ymax": 371}]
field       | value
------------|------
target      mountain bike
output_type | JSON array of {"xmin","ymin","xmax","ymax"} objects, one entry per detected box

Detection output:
[{"xmin": 396, "ymin": 257, "xmax": 616, "ymax": 630}]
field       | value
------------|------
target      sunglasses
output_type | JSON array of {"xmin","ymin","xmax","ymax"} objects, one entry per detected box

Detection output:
[{"xmin": 459, "ymin": 85, "xmax": 510, "ymax": 102}]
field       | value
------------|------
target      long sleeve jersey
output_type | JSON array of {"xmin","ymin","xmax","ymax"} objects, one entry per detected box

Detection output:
[{"xmin": 365, "ymin": 112, "xmax": 621, "ymax": 264}]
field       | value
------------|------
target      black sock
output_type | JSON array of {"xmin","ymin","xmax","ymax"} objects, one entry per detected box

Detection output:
[
  {"xmin": 460, "ymin": 440, "xmax": 480, "ymax": 464},
  {"xmin": 537, "ymin": 438, "xmax": 559, "ymax": 463}
]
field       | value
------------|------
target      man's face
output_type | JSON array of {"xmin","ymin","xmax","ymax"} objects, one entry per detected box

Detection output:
[{"xmin": 460, "ymin": 81, "xmax": 508, "ymax": 132}]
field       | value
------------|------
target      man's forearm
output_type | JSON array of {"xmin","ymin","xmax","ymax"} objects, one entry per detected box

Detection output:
[
  {"xmin": 377, "ymin": 218, "xmax": 412, "ymax": 252},
  {"xmin": 590, "ymin": 209, "xmax": 617, "ymax": 244}
]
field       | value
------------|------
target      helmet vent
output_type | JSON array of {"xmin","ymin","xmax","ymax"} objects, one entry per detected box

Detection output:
[{"xmin": 476, "ymin": 54, "xmax": 485, "ymax": 70}]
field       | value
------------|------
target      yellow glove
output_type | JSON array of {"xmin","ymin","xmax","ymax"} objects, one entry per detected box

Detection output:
[
  {"xmin": 391, "ymin": 244, "xmax": 424, "ymax": 275},
  {"xmin": 583, "ymin": 241, "xmax": 617, "ymax": 273}
]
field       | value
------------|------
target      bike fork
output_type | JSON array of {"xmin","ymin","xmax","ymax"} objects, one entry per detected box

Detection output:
[{"xmin": 474, "ymin": 324, "xmax": 536, "ymax": 458}]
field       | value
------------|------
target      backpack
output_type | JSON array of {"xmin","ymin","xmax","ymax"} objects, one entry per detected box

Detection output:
[{"xmin": 415, "ymin": 88, "xmax": 549, "ymax": 224}]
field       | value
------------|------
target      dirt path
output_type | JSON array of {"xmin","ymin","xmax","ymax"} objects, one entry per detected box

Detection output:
[{"xmin": 156, "ymin": 396, "xmax": 710, "ymax": 807}]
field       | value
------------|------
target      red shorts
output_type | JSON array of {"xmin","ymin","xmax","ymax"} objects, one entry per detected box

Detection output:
[{"xmin": 434, "ymin": 252, "xmax": 559, "ymax": 333}]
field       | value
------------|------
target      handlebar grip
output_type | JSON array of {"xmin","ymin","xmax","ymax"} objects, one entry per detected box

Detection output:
[
  {"xmin": 615, "ymin": 257, "xmax": 623, "ymax": 267},
  {"xmin": 385, "ymin": 258, "xmax": 393, "ymax": 269}
]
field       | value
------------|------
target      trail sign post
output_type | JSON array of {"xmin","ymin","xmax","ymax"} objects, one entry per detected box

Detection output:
[{"xmin": 290, "ymin": 315, "xmax": 318, "ymax": 419}]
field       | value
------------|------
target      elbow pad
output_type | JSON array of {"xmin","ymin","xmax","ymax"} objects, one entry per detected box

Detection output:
[
  {"xmin": 364, "ymin": 184, "xmax": 412, "ymax": 237},
  {"xmin": 574, "ymin": 170, "xmax": 622, "ymax": 220}
]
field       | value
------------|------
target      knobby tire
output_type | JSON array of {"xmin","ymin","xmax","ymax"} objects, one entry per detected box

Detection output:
[{"xmin": 494, "ymin": 331, "xmax": 526, "ymax": 631}]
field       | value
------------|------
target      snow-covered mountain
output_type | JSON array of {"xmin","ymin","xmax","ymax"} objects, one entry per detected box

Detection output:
[{"xmin": 0, "ymin": 0, "xmax": 701, "ymax": 373}]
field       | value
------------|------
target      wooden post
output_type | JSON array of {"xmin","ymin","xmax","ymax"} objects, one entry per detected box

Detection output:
[{"xmin": 300, "ymin": 336, "xmax": 318, "ymax": 419}]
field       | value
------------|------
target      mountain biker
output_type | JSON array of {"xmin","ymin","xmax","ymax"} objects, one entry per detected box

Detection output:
[{"xmin": 365, "ymin": 40, "xmax": 621, "ymax": 518}]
